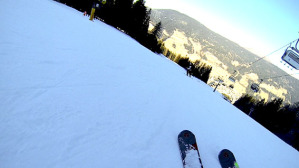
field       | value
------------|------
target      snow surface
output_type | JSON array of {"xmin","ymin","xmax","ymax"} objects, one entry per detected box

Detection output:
[
  {"xmin": 1, "ymin": 0, "xmax": 299, "ymax": 167},
  {"xmin": 184, "ymin": 149, "xmax": 202, "ymax": 168}
]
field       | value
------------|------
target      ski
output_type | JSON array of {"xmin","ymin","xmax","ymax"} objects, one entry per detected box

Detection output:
[
  {"xmin": 218, "ymin": 149, "xmax": 239, "ymax": 168},
  {"xmin": 178, "ymin": 130, "xmax": 204, "ymax": 168}
]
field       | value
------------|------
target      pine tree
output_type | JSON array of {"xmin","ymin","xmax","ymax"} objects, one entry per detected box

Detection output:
[
  {"xmin": 253, "ymin": 98, "xmax": 283, "ymax": 131},
  {"xmin": 113, "ymin": 0, "xmax": 133, "ymax": 32},
  {"xmin": 200, "ymin": 65, "xmax": 212, "ymax": 83},
  {"xmin": 151, "ymin": 21, "xmax": 162, "ymax": 38},
  {"xmin": 191, "ymin": 63, "xmax": 212, "ymax": 83},
  {"xmin": 234, "ymin": 94, "xmax": 255, "ymax": 115},
  {"xmin": 131, "ymin": 0, "xmax": 150, "ymax": 39}
]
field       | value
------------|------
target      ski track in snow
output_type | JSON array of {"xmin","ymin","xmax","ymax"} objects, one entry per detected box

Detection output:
[
  {"xmin": 184, "ymin": 149, "xmax": 201, "ymax": 168},
  {"xmin": 0, "ymin": 0, "xmax": 299, "ymax": 168}
]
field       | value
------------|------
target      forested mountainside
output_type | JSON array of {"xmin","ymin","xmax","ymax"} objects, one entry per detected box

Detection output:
[{"xmin": 151, "ymin": 9, "xmax": 298, "ymax": 103}]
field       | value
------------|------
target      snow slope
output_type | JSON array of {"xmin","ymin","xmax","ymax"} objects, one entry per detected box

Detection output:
[{"xmin": 1, "ymin": 0, "xmax": 298, "ymax": 167}]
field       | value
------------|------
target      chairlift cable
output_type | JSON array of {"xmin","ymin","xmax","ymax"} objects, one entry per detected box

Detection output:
[
  {"xmin": 261, "ymin": 72, "xmax": 299, "ymax": 81},
  {"xmin": 235, "ymin": 38, "xmax": 299, "ymax": 73},
  {"xmin": 249, "ymin": 73, "xmax": 298, "ymax": 93}
]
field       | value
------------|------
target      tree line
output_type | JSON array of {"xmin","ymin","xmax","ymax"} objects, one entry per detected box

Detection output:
[
  {"xmin": 54, "ymin": 0, "xmax": 213, "ymax": 83},
  {"xmin": 162, "ymin": 48, "xmax": 212, "ymax": 83},
  {"xmin": 234, "ymin": 95, "xmax": 299, "ymax": 151},
  {"xmin": 55, "ymin": 0, "xmax": 162, "ymax": 53}
]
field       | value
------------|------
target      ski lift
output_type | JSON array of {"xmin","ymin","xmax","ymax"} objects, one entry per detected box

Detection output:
[
  {"xmin": 281, "ymin": 39, "xmax": 299, "ymax": 70},
  {"xmin": 251, "ymin": 83, "xmax": 260, "ymax": 93},
  {"xmin": 228, "ymin": 70, "xmax": 237, "ymax": 82},
  {"xmin": 250, "ymin": 79, "xmax": 263, "ymax": 93},
  {"xmin": 229, "ymin": 76, "xmax": 236, "ymax": 82}
]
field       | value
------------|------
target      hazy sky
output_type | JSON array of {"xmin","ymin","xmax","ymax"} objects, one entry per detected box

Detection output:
[{"xmin": 145, "ymin": 0, "xmax": 299, "ymax": 78}]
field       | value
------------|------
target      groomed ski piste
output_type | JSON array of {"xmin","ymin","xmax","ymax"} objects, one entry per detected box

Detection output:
[{"xmin": 0, "ymin": 0, "xmax": 298, "ymax": 167}]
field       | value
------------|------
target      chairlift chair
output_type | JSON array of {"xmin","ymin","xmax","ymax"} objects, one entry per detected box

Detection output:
[
  {"xmin": 228, "ymin": 70, "xmax": 237, "ymax": 82},
  {"xmin": 229, "ymin": 76, "xmax": 236, "ymax": 82},
  {"xmin": 281, "ymin": 39, "xmax": 299, "ymax": 70},
  {"xmin": 251, "ymin": 83, "xmax": 260, "ymax": 93},
  {"xmin": 250, "ymin": 79, "xmax": 263, "ymax": 93}
]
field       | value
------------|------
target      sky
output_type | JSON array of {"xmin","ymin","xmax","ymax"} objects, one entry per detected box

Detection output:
[{"xmin": 145, "ymin": 0, "xmax": 299, "ymax": 79}]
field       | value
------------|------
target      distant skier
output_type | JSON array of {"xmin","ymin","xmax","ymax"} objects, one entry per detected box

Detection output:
[
  {"xmin": 89, "ymin": 0, "xmax": 106, "ymax": 21},
  {"xmin": 186, "ymin": 62, "xmax": 192, "ymax": 77}
]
